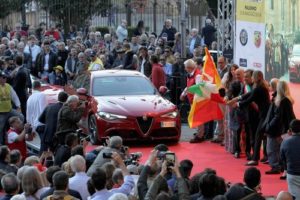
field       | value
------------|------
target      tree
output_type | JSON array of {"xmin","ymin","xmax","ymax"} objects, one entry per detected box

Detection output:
[{"xmin": 36, "ymin": 0, "xmax": 112, "ymax": 33}]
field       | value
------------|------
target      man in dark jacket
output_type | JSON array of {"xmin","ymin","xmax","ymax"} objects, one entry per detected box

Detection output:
[
  {"xmin": 35, "ymin": 40, "xmax": 57, "ymax": 82},
  {"xmin": 159, "ymin": 19, "xmax": 177, "ymax": 42},
  {"xmin": 121, "ymin": 43, "xmax": 136, "ymax": 70},
  {"xmin": 201, "ymin": 19, "xmax": 216, "ymax": 48},
  {"xmin": 38, "ymin": 91, "xmax": 68, "ymax": 154},
  {"xmin": 137, "ymin": 46, "xmax": 152, "ymax": 77},
  {"xmin": 56, "ymin": 95, "xmax": 85, "ymax": 145},
  {"xmin": 12, "ymin": 55, "xmax": 31, "ymax": 119}
]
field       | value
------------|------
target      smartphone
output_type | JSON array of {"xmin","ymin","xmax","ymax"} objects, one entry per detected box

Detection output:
[
  {"xmin": 103, "ymin": 152, "xmax": 113, "ymax": 159},
  {"xmin": 165, "ymin": 152, "xmax": 175, "ymax": 167}
]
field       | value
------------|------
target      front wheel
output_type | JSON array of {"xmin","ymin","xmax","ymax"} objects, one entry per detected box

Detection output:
[{"xmin": 88, "ymin": 115, "xmax": 100, "ymax": 145}]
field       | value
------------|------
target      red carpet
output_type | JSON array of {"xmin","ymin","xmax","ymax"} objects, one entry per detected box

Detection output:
[{"xmin": 87, "ymin": 83, "xmax": 300, "ymax": 197}]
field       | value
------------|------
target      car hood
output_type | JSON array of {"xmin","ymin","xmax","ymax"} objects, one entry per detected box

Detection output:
[
  {"xmin": 41, "ymin": 85, "xmax": 63, "ymax": 104},
  {"xmin": 94, "ymin": 95, "xmax": 176, "ymax": 117},
  {"xmin": 290, "ymin": 55, "xmax": 300, "ymax": 63}
]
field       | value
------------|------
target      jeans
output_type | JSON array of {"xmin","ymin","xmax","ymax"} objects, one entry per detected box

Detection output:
[
  {"xmin": 0, "ymin": 110, "xmax": 24, "ymax": 144},
  {"xmin": 267, "ymin": 136, "xmax": 282, "ymax": 170},
  {"xmin": 287, "ymin": 173, "xmax": 300, "ymax": 200}
]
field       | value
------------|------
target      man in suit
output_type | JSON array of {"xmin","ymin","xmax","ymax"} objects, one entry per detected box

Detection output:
[
  {"xmin": 35, "ymin": 40, "xmax": 57, "ymax": 83},
  {"xmin": 38, "ymin": 91, "xmax": 68, "ymax": 155},
  {"xmin": 188, "ymin": 28, "xmax": 202, "ymax": 58},
  {"xmin": 12, "ymin": 55, "xmax": 31, "ymax": 119}
]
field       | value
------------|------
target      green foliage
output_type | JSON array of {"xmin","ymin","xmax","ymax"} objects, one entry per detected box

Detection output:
[
  {"xmin": 37, "ymin": 0, "xmax": 112, "ymax": 28},
  {"xmin": 0, "ymin": 0, "xmax": 30, "ymax": 19},
  {"xmin": 127, "ymin": 26, "xmax": 135, "ymax": 39}
]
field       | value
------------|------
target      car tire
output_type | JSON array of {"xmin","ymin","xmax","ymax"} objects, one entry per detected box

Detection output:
[{"xmin": 88, "ymin": 115, "xmax": 100, "ymax": 145}]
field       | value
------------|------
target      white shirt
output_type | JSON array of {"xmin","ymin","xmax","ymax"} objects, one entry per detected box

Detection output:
[
  {"xmin": 140, "ymin": 58, "xmax": 146, "ymax": 75},
  {"xmin": 24, "ymin": 44, "xmax": 41, "ymax": 62},
  {"xmin": 44, "ymin": 53, "xmax": 50, "ymax": 71},
  {"xmin": 26, "ymin": 90, "xmax": 48, "ymax": 130},
  {"xmin": 7, "ymin": 130, "xmax": 18, "ymax": 144},
  {"xmin": 69, "ymin": 172, "xmax": 90, "ymax": 200}
]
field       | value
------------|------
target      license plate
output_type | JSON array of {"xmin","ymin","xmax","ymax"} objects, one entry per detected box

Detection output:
[{"xmin": 161, "ymin": 121, "xmax": 176, "ymax": 128}]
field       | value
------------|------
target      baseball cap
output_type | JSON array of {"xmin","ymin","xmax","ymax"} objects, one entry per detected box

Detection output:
[
  {"xmin": 0, "ymin": 70, "xmax": 8, "ymax": 78},
  {"xmin": 89, "ymin": 51, "xmax": 97, "ymax": 57},
  {"xmin": 54, "ymin": 65, "xmax": 64, "ymax": 71}
]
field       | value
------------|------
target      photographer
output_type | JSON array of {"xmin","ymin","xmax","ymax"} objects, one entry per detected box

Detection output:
[
  {"xmin": 138, "ymin": 149, "xmax": 190, "ymax": 200},
  {"xmin": 87, "ymin": 136, "xmax": 128, "ymax": 176},
  {"xmin": 56, "ymin": 95, "xmax": 85, "ymax": 145},
  {"xmin": 6, "ymin": 116, "xmax": 34, "ymax": 160}
]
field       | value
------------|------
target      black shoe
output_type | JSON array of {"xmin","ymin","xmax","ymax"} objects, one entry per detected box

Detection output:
[
  {"xmin": 265, "ymin": 169, "xmax": 281, "ymax": 175},
  {"xmin": 189, "ymin": 136, "xmax": 205, "ymax": 143},
  {"xmin": 234, "ymin": 152, "xmax": 240, "ymax": 158},
  {"xmin": 246, "ymin": 153, "xmax": 252, "ymax": 161},
  {"xmin": 280, "ymin": 175, "xmax": 287, "ymax": 180},
  {"xmin": 245, "ymin": 161, "xmax": 258, "ymax": 166},
  {"xmin": 260, "ymin": 157, "xmax": 268, "ymax": 163}
]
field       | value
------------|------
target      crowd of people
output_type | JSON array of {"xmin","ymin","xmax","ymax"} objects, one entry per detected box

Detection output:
[{"xmin": 0, "ymin": 17, "xmax": 300, "ymax": 200}]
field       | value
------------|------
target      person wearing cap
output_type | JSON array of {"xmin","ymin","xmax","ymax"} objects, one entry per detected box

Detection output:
[
  {"xmin": 201, "ymin": 18, "xmax": 216, "ymax": 48},
  {"xmin": 0, "ymin": 70, "xmax": 23, "ymax": 145},
  {"xmin": 88, "ymin": 51, "xmax": 104, "ymax": 71},
  {"xmin": 112, "ymin": 48, "xmax": 125, "ymax": 69},
  {"xmin": 280, "ymin": 119, "xmax": 300, "ymax": 199},
  {"xmin": 52, "ymin": 65, "xmax": 66, "ymax": 86}
]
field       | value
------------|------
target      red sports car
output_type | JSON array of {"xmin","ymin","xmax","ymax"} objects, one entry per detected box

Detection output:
[{"xmin": 87, "ymin": 70, "xmax": 181, "ymax": 144}]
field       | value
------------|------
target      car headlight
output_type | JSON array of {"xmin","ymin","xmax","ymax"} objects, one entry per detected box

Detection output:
[
  {"xmin": 98, "ymin": 111, "xmax": 127, "ymax": 120},
  {"xmin": 161, "ymin": 111, "xmax": 178, "ymax": 118}
]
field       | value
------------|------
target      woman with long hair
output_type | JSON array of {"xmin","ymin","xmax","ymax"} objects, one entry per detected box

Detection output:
[
  {"xmin": 263, "ymin": 81, "xmax": 295, "ymax": 174},
  {"xmin": 22, "ymin": 167, "xmax": 49, "ymax": 200},
  {"xmin": 223, "ymin": 64, "xmax": 239, "ymax": 91},
  {"xmin": 230, "ymin": 70, "xmax": 270, "ymax": 166}
]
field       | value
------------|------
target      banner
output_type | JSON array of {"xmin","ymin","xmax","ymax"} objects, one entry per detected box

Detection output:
[{"xmin": 235, "ymin": 0, "xmax": 265, "ymax": 73}]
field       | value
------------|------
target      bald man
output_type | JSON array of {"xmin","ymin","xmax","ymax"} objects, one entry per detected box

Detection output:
[
  {"xmin": 217, "ymin": 56, "xmax": 228, "ymax": 79},
  {"xmin": 276, "ymin": 191, "xmax": 293, "ymax": 200}
]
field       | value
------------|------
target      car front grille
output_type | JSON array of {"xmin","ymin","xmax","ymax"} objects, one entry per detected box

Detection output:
[{"xmin": 136, "ymin": 117, "xmax": 153, "ymax": 134}]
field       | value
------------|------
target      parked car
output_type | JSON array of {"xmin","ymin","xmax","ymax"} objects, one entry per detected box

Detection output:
[
  {"xmin": 86, "ymin": 70, "xmax": 181, "ymax": 144},
  {"xmin": 289, "ymin": 44, "xmax": 300, "ymax": 82}
]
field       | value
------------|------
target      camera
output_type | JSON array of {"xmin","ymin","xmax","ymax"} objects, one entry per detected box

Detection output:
[
  {"xmin": 25, "ymin": 125, "xmax": 33, "ymax": 135},
  {"xmin": 124, "ymin": 152, "xmax": 142, "ymax": 166},
  {"xmin": 120, "ymin": 146, "xmax": 129, "ymax": 154},
  {"xmin": 165, "ymin": 152, "xmax": 175, "ymax": 167}
]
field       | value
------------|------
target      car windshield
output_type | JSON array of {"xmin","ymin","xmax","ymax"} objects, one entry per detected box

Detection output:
[
  {"xmin": 92, "ymin": 76, "xmax": 156, "ymax": 96},
  {"xmin": 293, "ymin": 45, "xmax": 300, "ymax": 56}
]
